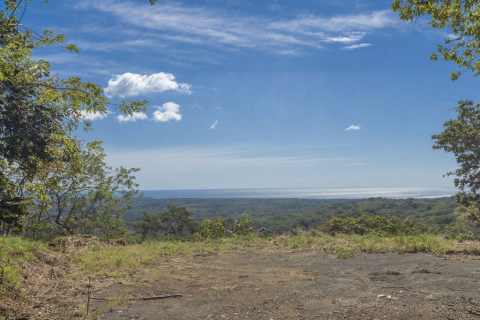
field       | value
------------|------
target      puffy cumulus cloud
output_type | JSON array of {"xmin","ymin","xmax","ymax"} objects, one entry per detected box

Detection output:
[
  {"xmin": 345, "ymin": 125, "xmax": 361, "ymax": 131},
  {"xmin": 81, "ymin": 110, "xmax": 109, "ymax": 121},
  {"xmin": 104, "ymin": 72, "xmax": 191, "ymax": 98},
  {"xmin": 117, "ymin": 112, "xmax": 148, "ymax": 123},
  {"xmin": 152, "ymin": 102, "xmax": 182, "ymax": 122},
  {"xmin": 210, "ymin": 120, "xmax": 218, "ymax": 129}
]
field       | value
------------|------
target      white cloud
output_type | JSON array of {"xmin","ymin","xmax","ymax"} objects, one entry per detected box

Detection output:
[
  {"xmin": 104, "ymin": 72, "xmax": 191, "ymax": 98},
  {"xmin": 323, "ymin": 32, "xmax": 367, "ymax": 44},
  {"xmin": 341, "ymin": 43, "xmax": 372, "ymax": 50},
  {"xmin": 210, "ymin": 120, "xmax": 218, "ymax": 129},
  {"xmin": 117, "ymin": 112, "xmax": 148, "ymax": 123},
  {"xmin": 152, "ymin": 102, "xmax": 182, "ymax": 122},
  {"xmin": 191, "ymin": 103, "xmax": 203, "ymax": 111},
  {"xmin": 272, "ymin": 10, "xmax": 395, "ymax": 33},
  {"xmin": 345, "ymin": 124, "xmax": 361, "ymax": 130},
  {"xmin": 81, "ymin": 110, "xmax": 109, "ymax": 121},
  {"xmin": 81, "ymin": 1, "xmax": 397, "ymax": 55}
]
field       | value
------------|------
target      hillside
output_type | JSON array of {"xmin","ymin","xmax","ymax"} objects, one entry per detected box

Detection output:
[{"xmin": 122, "ymin": 197, "xmax": 458, "ymax": 234}]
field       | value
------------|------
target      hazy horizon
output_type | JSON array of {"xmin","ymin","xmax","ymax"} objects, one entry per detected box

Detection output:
[{"xmin": 139, "ymin": 187, "xmax": 457, "ymax": 200}]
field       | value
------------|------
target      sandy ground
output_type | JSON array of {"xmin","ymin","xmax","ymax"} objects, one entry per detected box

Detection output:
[{"xmin": 91, "ymin": 251, "xmax": 480, "ymax": 320}]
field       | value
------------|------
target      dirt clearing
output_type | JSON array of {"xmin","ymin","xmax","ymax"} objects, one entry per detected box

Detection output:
[{"xmin": 91, "ymin": 252, "xmax": 480, "ymax": 319}]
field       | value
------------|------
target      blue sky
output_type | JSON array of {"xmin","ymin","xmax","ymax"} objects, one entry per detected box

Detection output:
[{"xmin": 23, "ymin": 0, "xmax": 476, "ymax": 190}]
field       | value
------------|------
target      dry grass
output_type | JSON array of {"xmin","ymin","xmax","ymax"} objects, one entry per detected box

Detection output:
[{"xmin": 3, "ymin": 233, "xmax": 480, "ymax": 319}]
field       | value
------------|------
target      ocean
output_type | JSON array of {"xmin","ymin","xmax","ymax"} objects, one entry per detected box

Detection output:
[{"xmin": 140, "ymin": 187, "xmax": 456, "ymax": 199}]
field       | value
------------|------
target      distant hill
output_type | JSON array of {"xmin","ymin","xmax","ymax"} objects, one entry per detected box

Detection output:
[{"xmin": 122, "ymin": 197, "xmax": 458, "ymax": 235}]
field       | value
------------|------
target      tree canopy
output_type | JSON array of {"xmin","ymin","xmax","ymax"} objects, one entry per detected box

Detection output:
[
  {"xmin": 392, "ymin": 0, "xmax": 480, "ymax": 81},
  {"xmin": 433, "ymin": 100, "xmax": 480, "ymax": 207},
  {"xmin": 0, "ymin": 0, "xmax": 149, "ymax": 233},
  {"xmin": 392, "ymin": 1, "xmax": 480, "ymax": 219}
]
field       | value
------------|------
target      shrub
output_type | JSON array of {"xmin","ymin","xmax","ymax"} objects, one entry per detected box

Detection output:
[
  {"xmin": 194, "ymin": 217, "xmax": 227, "ymax": 241},
  {"xmin": 229, "ymin": 213, "xmax": 254, "ymax": 237},
  {"xmin": 320, "ymin": 215, "xmax": 430, "ymax": 236}
]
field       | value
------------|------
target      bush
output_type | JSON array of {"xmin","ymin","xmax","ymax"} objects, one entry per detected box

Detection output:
[
  {"xmin": 194, "ymin": 217, "xmax": 227, "ymax": 241},
  {"xmin": 133, "ymin": 204, "xmax": 199, "ymax": 240},
  {"xmin": 229, "ymin": 213, "xmax": 254, "ymax": 237},
  {"xmin": 320, "ymin": 215, "xmax": 430, "ymax": 236}
]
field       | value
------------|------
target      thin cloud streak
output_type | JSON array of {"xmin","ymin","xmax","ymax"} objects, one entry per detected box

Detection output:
[
  {"xmin": 78, "ymin": 0, "xmax": 397, "ymax": 55},
  {"xmin": 106, "ymin": 145, "xmax": 364, "ymax": 172},
  {"xmin": 210, "ymin": 120, "xmax": 218, "ymax": 129},
  {"xmin": 345, "ymin": 124, "xmax": 361, "ymax": 130}
]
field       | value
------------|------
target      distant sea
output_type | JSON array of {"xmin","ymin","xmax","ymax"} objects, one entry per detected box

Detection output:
[{"xmin": 140, "ymin": 188, "xmax": 456, "ymax": 200}]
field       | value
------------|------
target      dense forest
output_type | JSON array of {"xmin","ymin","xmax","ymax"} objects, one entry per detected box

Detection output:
[{"xmin": 123, "ymin": 197, "xmax": 458, "ymax": 235}]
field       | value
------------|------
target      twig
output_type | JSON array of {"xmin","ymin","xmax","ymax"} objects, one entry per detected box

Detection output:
[
  {"xmin": 446, "ymin": 287, "xmax": 467, "ymax": 291},
  {"xmin": 468, "ymin": 310, "xmax": 480, "ymax": 317},
  {"xmin": 382, "ymin": 286, "xmax": 420, "ymax": 293},
  {"xmin": 89, "ymin": 297, "xmax": 109, "ymax": 301},
  {"xmin": 131, "ymin": 294, "xmax": 182, "ymax": 301},
  {"xmin": 90, "ymin": 294, "xmax": 182, "ymax": 302},
  {"xmin": 86, "ymin": 277, "xmax": 91, "ymax": 319},
  {"xmin": 298, "ymin": 315, "xmax": 323, "ymax": 319}
]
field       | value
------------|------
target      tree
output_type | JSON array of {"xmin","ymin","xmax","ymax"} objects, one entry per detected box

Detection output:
[
  {"xmin": 432, "ymin": 100, "xmax": 480, "ymax": 207},
  {"xmin": 391, "ymin": 1, "xmax": 480, "ymax": 222},
  {"xmin": 133, "ymin": 205, "xmax": 200, "ymax": 240},
  {"xmin": 0, "ymin": 0, "xmax": 150, "ymax": 231},
  {"xmin": 22, "ymin": 141, "xmax": 138, "ymax": 240},
  {"xmin": 229, "ymin": 213, "xmax": 254, "ymax": 237},
  {"xmin": 392, "ymin": 0, "xmax": 480, "ymax": 81},
  {"xmin": 195, "ymin": 217, "xmax": 227, "ymax": 241}
]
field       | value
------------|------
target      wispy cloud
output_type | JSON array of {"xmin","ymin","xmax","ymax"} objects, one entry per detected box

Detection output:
[
  {"xmin": 191, "ymin": 103, "xmax": 203, "ymax": 111},
  {"xmin": 341, "ymin": 43, "xmax": 372, "ymax": 50},
  {"xmin": 105, "ymin": 72, "xmax": 191, "ymax": 98},
  {"xmin": 152, "ymin": 102, "xmax": 182, "ymax": 122},
  {"xmin": 210, "ymin": 120, "xmax": 218, "ymax": 129},
  {"xmin": 345, "ymin": 124, "xmax": 361, "ymax": 130},
  {"xmin": 323, "ymin": 32, "xmax": 367, "ymax": 43},
  {"xmin": 78, "ymin": 1, "xmax": 397, "ymax": 55},
  {"xmin": 104, "ymin": 143, "xmax": 369, "ymax": 189},
  {"xmin": 107, "ymin": 145, "xmax": 362, "ymax": 172},
  {"xmin": 271, "ymin": 10, "xmax": 394, "ymax": 33},
  {"xmin": 117, "ymin": 112, "xmax": 148, "ymax": 123}
]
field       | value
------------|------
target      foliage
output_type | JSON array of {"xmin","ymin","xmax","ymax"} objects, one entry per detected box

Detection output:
[
  {"xmin": 133, "ymin": 204, "xmax": 199, "ymax": 240},
  {"xmin": 445, "ymin": 205, "xmax": 480, "ymax": 240},
  {"xmin": 229, "ymin": 213, "xmax": 254, "ymax": 236},
  {"xmin": 320, "ymin": 215, "xmax": 431, "ymax": 236},
  {"xmin": 194, "ymin": 217, "xmax": 226, "ymax": 241},
  {"xmin": 123, "ymin": 197, "xmax": 458, "ymax": 235},
  {"xmin": 0, "ymin": 0, "xmax": 148, "ymax": 234},
  {"xmin": 21, "ymin": 141, "xmax": 138, "ymax": 240},
  {"xmin": 432, "ymin": 100, "xmax": 480, "ymax": 210},
  {"xmin": 391, "ymin": 0, "xmax": 480, "ymax": 81}
]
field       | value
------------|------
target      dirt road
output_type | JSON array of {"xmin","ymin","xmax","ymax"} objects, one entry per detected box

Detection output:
[{"xmin": 92, "ymin": 252, "xmax": 480, "ymax": 319}]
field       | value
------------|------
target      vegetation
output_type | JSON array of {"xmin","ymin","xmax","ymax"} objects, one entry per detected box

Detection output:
[
  {"xmin": 22, "ymin": 142, "xmax": 139, "ymax": 241},
  {"xmin": 320, "ymin": 215, "xmax": 430, "ymax": 236},
  {"xmin": 133, "ymin": 204, "xmax": 200, "ymax": 240},
  {"xmin": 122, "ymin": 197, "xmax": 458, "ymax": 235},
  {"xmin": 195, "ymin": 217, "xmax": 227, "ymax": 241},
  {"xmin": 0, "ymin": 0, "xmax": 148, "ymax": 234},
  {"xmin": 392, "ymin": 1, "xmax": 480, "ymax": 226},
  {"xmin": 433, "ymin": 101, "xmax": 480, "ymax": 210},
  {"xmin": 392, "ymin": 0, "xmax": 480, "ymax": 81},
  {"xmin": 229, "ymin": 213, "xmax": 255, "ymax": 236}
]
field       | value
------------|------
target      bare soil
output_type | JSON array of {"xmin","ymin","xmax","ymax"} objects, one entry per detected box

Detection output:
[{"xmin": 91, "ymin": 251, "xmax": 480, "ymax": 320}]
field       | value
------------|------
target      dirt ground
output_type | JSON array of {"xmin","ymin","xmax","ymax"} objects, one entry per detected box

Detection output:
[{"xmin": 92, "ymin": 251, "xmax": 480, "ymax": 320}]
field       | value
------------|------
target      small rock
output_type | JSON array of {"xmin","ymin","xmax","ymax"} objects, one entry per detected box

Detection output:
[{"xmin": 378, "ymin": 294, "xmax": 386, "ymax": 298}]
